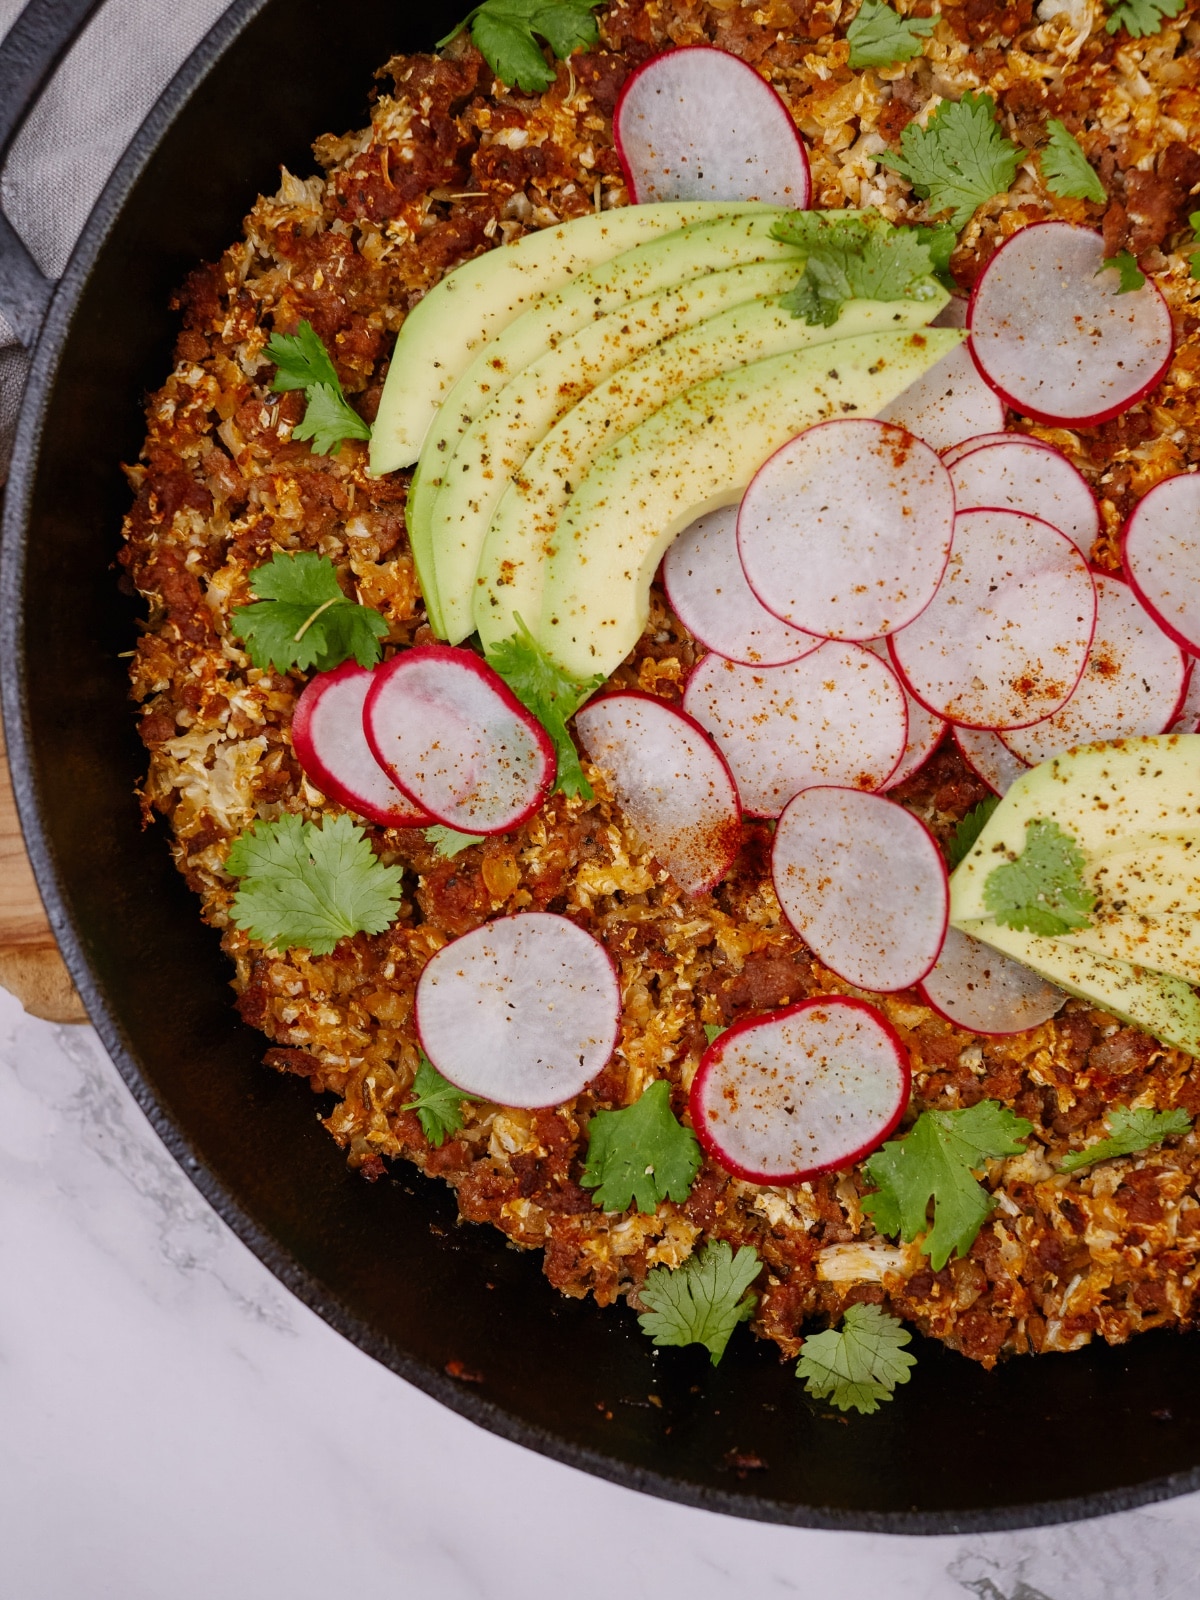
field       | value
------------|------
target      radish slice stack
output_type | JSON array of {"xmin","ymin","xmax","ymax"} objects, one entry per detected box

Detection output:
[
  {"xmin": 736, "ymin": 419, "xmax": 955, "ymax": 640},
  {"xmin": 968, "ymin": 222, "xmax": 1174, "ymax": 426},
  {"xmin": 1171, "ymin": 664, "xmax": 1200, "ymax": 736},
  {"xmin": 1002, "ymin": 573, "xmax": 1187, "ymax": 765},
  {"xmin": 415, "ymin": 913, "xmax": 621, "ymax": 1108},
  {"xmin": 866, "ymin": 640, "xmax": 947, "ymax": 791},
  {"xmin": 772, "ymin": 788, "xmax": 948, "ymax": 992},
  {"xmin": 614, "ymin": 46, "xmax": 811, "ymax": 207},
  {"xmin": 364, "ymin": 645, "xmax": 554, "ymax": 834},
  {"xmin": 661, "ymin": 505, "xmax": 818, "ymax": 666},
  {"xmin": 878, "ymin": 339, "xmax": 1006, "ymax": 452},
  {"xmin": 574, "ymin": 692, "xmax": 742, "ymax": 894},
  {"xmin": 683, "ymin": 642, "xmax": 908, "ymax": 816},
  {"xmin": 889, "ymin": 508, "xmax": 1096, "ymax": 730},
  {"xmin": 293, "ymin": 663, "xmax": 432, "ymax": 827},
  {"xmin": 1122, "ymin": 473, "xmax": 1200, "ymax": 656},
  {"xmin": 690, "ymin": 997, "xmax": 910, "ymax": 1181},
  {"xmin": 919, "ymin": 925, "xmax": 1065, "ymax": 1035},
  {"xmin": 948, "ymin": 436, "xmax": 1100, "ymax": 558},
  {"xmin": 953, "ymin": 726, "xmax": 1028, "ymax": 796}
]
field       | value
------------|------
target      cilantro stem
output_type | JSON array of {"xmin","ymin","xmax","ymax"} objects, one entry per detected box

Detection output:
[{"xmin": 293, "ymin": 595, "xmax": 342, "ymax": 643}]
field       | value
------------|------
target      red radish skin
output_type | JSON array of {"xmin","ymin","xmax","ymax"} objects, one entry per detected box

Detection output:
[
  {"xmin": 614, "ymin": 46, "xmax": 811, "ymax": 208},
  {"xmin": 661, "ymin": 504, "xmax": 819, "ymax": 666},
  {"xmin": 948, "ymin": 437, "xmax": 1100, "ymax": 559},
  {"xmin": 953, "ymin": 726, "xmax": 1028, "ymax": 796},
  {"xmin": 292, "ymin": 663, "xmax": 432, "ymax": 827},
  {"xmin": 940, "ymin": 430, "xmax": 1021, "ymax": 468},
  {"xmin": 682, "ymin": 641, "xmax": 908, "ymax": 817},
  {"xmin": 867, "ymin": 640, "xmax": 948, "ymax": 790},
  {"xmin": 574, "ymin": 691, "xmax": 742, "ymax": 895},
  {"xmin": 363, "ymin": 645, "xmax": 554, "ymax": 835},
  {"xmin": 1122, "ymin": 473, "xmax": 1200, "ymax": 657},
  {"xmin": 1002, "ymin": 572, "xmax": 1187, "ymax": 765},
  {"xmin": 967, "ymin": 222, "xmax": 1174, "ymax": 427},
  {"xmin": 888, "ymin": 508, "xmax": 1096, "ymax": 730},
  {"xmin": 415, "ymin": 913, "xmax": 621, "ymax": 1108},
  {"xmin": 1171, "ymin": 663, "xmax": 1200, "ymax": 735},
  {"xmin": 737, "ymin": 419, "xmax": 955, "ymax": 641},
  {"xmin": 878, "ymin": 339, "xmax": 1005, "ymax": 452},
  {"xmin": 772, "ymin": 787, "xmax": 948, "ymax": 992},
  {"xmin": 690, "ymin": 997, "xmax": 911, "ymax": 1183},
  {"xmin": 919, "ymin": 925, "xmax": 1065, "ymax": 1036}
]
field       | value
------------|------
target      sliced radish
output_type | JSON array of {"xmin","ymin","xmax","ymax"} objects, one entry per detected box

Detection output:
[
  {"xmin": 918, "ymin": 925, "xmax": 1064, "ymax": 1036},
  {"xmin": 866, "ymin": 640, "xmax": 947, "ymax": 790},
  {"xmin": 948, "ymin": 436, "xmax": 1100, "ymax": 558},
  {"xmin": 292, "ymin": 663, "xmax": 432, "ymax": 828},
  {"xmin": 415, "ymin": 913, "xmax": 620, "ymax": 1108},
  {"xmin": 614, "ymin": 45, "xmax": 811, "ymax": 208},
  {"xmin": 682, "ymin": 642, "xmax": 908, "ymax": 817},
  {"xmin": 363, "ymin": 645, "xmax": 553, "ymax": 835},
  {"xmin": 1122, "ymin": 473, "xmax": 1200, "ymax": 656},
  {"xmin": 940, "ymin": 429, "xmax": 1021, "ymax": 468},
  {"xmin": 967, "ymin": 222, "xmax": 1174, "ymax": 426},
  {"xmin": 953, "ymin": 726, "xmax": 1028, "ymax": 796},
  {"xmin": 690, "ymin": 997, "xmax": 910, "ymax": 1182},
  {"xmin": 661, "ymin": 504, "xmax": 819, "ymax": 666},
  {"xmin": 1002, "ymin": 573, "xmax": 1187, "ymax": 764},
  {"xmin": 736, "ymin": 418, "xmax": 955, "ymax": 640},
  {"xmin": 772, "ymin": 787, "xmax": 948, "ymax": 992},
  {"xmin": 888, "ymin": 508, "xmax": 1096, "ymax": 730},
  {"xmin": 1170, "ymin": 663, "xmax": 1200, "ymax": 735},
  {"xmin": 877, "ymin": 339, "xmax": 1005, "ymax": 452},
  {"xmin": 574, "ymin": 691, "xmax": 742, "ymax": 895}
]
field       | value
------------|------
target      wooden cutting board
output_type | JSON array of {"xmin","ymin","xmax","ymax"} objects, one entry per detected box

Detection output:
[{"xmin": 0, "ymin": 705, "xmax": 87, "ymax": 1024}]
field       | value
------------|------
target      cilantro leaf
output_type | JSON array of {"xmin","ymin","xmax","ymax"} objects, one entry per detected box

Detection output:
[
  {"xmin": 846, "ymin": 0, "xmax": 936, "ymax": 68},
  {"xmin": 882, "ymin": 92, "xmax": 1020, "ymax": 231},
  {"xmin": 1060, "ymin": 1105, "xmax": 1192, "ymax": 1174},
  {"xmin": 1190, "ymin": 211, "xmax": 1200, "ymax": 282},
  {"xmin": 637, "ymin": 1241, "xmax": 761, "ymax": 1365},
  {"xmin": 796, "ymin": 1303, "xmax": 917, "ymax": 1414},
  {"xmin": 484, "ymin": 614, "xmax": 603, "ymax": 799},
  {"xmin": 230, "ymin": 551, "xmax": 388, "ymax": 675},
  {"xmin": 226, "ymin": 813, "xmax": 403, "ymax": 955},
  {"xmin": 425, "ymin": 825, "xmax": 485, "ymax": 857},
  {"xmin": 581, "ymin": 1080, "xmax": 702, "ymax": 1214},
  {"xmin": 1100, "ymin": 250, "xmax": 1146, "ymax": 294},
  {"xmin": 863, "ymin": 1101, "xmax": 1031, "ymax": 1270},
  {"xmin": 773, "ymin": 211, "xmax": 946, "ymax": 327},
  {"xmin": 946, "ymin": 796, "xmax": 999, "ymax": 871},
  {"xmin": 983, "ymin": 817, "xmax": 1096, "ymax": 937},
  {"xmin": 402, "ymin": 1050, "xmax": 481, "ymax": 1146},
  {"xmin": 1041, "ymin": 120, "xmax": 1106, "ymax": 205},
  {"xmin": 1104, "ymin": 0, "xmax": 1184, "ymax": 35},
  {"xmin": 439, "ymin": 0, "xmax": 604, "ymax": 93},
  {"xmin": 702, "ymin": 1022, "xmax": 725, "ymax": 1045},
  {"xmin": 265, "ymin": 320, "xmax": 371, "ymax": 457}
]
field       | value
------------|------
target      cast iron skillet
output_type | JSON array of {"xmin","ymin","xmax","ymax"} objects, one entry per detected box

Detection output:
[{"xmin": 4, "ymin": 0, "xmax": 1200, "ymax": 1533}]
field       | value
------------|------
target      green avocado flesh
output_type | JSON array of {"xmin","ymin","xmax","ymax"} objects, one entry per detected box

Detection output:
[{"xmin": 949, "ymin": 736, "xmax": 1200, "ymax": 1055}]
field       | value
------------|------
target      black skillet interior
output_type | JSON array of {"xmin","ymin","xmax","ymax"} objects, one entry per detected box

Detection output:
[{"xmin": 5, "ymin": 0, "xmax": 1200, "ymax": 1532}]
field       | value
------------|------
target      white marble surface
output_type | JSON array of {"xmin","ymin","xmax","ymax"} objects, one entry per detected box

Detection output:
[{"xmin": 1, "ymin": 983, "xmax": 1200, "ymax": 1599}]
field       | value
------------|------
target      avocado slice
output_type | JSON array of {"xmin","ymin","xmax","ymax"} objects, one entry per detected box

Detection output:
[
  {"xmin": 370, "ymin": 199, "xmax": 774, "ymax": 476},
  {"xmin": 473, "ymin": 293, "xmax": 947, "ymax": 655},
  {"xmin": 528, "ymin": 325, "xmax": 962, "ymax": 680}
]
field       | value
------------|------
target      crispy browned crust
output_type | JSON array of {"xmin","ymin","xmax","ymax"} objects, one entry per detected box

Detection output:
[{"xmin": 120, "ymin": 0, "xmax": 1200, "ymax": 1368}]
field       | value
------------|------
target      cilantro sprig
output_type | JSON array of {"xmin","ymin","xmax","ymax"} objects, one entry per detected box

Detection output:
[
  {"xmin": 846, "ymin": 0, "xmax": 936, "ymax": 69},
  {"xmin": 265, "ymin": 320, "xmax": 372, "ymax": 457},
  {"xmin": 402, "ymin": 1050, "xmax": 482, "ymax": 1146},
  {"xmin": 1104, "ymin": 0, "xmax": 1184, "ymax": 35},
  {"xmin": 863, "ymin": 1101, "xmax": 1032, "ymax": 1269},
  {"xmin": 1189, "ymin": 212, "xmax": 1200, "ymax": 282},
  {"xmin": 882, "ymin": 91, "xmax": 1020, "ymax": 231},
  {"xmin": 230, "ymin": 552, "xmax": 389, "ymax": 676},
  {"xmin": 581, "ymin": 1080, "xmax": 702, "ymax": 1214},
  {"xmin": 1060, "ymin": 1105, "xmax": 1192, "ymax": 1174},
  {"xmin": 983, "ymin": 817, "xmax": 1096, "ymax": 937},
  {"xmin": 1041, "ymin": 120, "xmax": 1106, "ymax": 205},
  {"xmin": 1100, "ymin": 250, "xmax": 1146, "ymax": 294},
  {"xmin": 438, "ymin": 0, "xmax": 604, "ymax": 93},
  {"xmin": 796, "ymin": 1304, "xmax": 916, "ymax": 1414},
  {"xmin": 226, "ymin": 813, "xmax": 403, "ymax": 955},
  {"xmin": 425, "ymin": 825, "xmax": 485, "ymax": 858},
  {"xmin": 946, "ymin": 797, "xmax": 999, "ymax": 871},
  {"xmin": 772, "ymin": 211, "xmax": 952, "ymax": 327},
  {"xmin": 637, "ymin": 1241, "xmax": 761, "ymax": 1365},
  {"xmin": 484, "ymin": 614, "xmax": 603, "ymax": 799}
]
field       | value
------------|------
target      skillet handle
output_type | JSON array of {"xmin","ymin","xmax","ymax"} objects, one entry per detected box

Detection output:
[{"xmin": 0, "ymin": 0, "xmax": 107, "ymax": 348}]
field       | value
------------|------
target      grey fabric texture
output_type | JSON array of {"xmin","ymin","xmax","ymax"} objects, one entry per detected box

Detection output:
[{"xmin": 0, "ymin": 0, "xmax": 230, "ymax": 479}]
